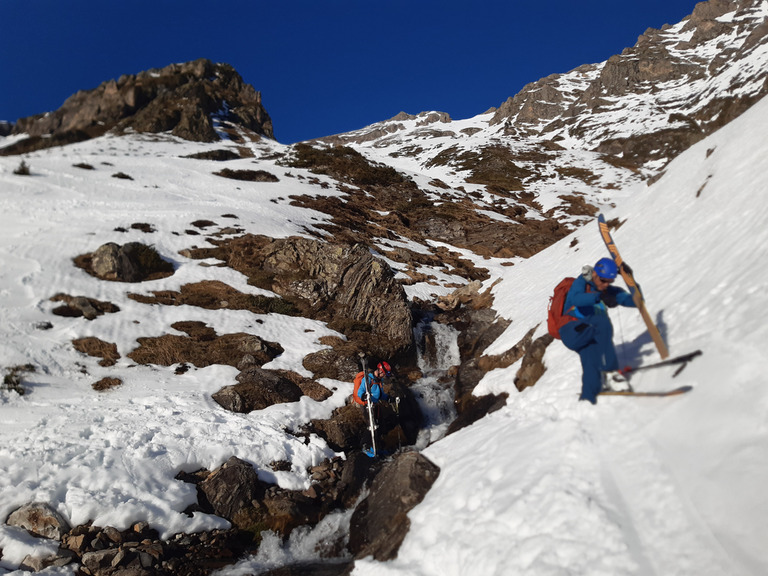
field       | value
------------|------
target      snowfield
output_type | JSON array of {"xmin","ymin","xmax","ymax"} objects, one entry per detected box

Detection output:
[
  {"xmin": 1, "ymin": 92, "xmax": 768, "ymax": 576},
  {"xmin": 351, "ymin": 93, "xmax": 768, "ymax": 576}
]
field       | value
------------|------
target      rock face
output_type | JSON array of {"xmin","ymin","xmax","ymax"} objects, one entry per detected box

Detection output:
[
  {"xmin": 263, "ymin": 238, "xmax": 413, "ymax": 355},
  {"xmin": 189, "ymin": 235, "xmax": 414, "ymax": 359},
  {"xmin": 6, "ymin": 502, "xmax": 71, "ymax": 540},
  {"xmin": 348, "ymin": 452, "xmax": 440, "ymax": 561},
  {"xmin": 491, "ymin": 0, "xmax": 768, "ymax": 165},
  {"xmin": 6, "ymin": 59, "xmax": 273, "ymax": 154}
]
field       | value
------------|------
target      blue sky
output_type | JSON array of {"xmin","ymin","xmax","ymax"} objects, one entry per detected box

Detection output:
[{"xmin": 1, "ymin": 0, "xmax": 698, "ymax": 144}]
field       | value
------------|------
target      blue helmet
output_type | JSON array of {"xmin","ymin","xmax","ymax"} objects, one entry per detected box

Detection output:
[{"xmin": 594, "ymin": 257, "xmax": 618, "ymax": 280}]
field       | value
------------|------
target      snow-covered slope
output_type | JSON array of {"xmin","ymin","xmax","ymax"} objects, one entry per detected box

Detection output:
[
  {"xmin": 0, "ymin": 134, "xmax": 354, "ymax": 569},
  {"xmin": 349, "ymin": 93, "xmax": 768, "ymax": 576},
  {"xmin": 1, "ymin": 2, "xmax": 767, "ymax": 573}
]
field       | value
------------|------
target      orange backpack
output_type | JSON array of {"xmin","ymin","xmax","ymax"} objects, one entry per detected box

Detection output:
[
  {"xmin": 547, "ymin": 277, "xmax": 576, "ymax": 339},
  {"xmin": 352, "ymin": 371, "xmax": 366, "ymax": 405}
]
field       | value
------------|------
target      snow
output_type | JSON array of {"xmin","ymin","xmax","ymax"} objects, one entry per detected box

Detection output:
[
  {"xmin": 349, "ymin": 94, "xmax": 768, "ymax": 576},
  {"xmin": 1, "ymin": 79, "xmax": 768, "ymax": 576}
]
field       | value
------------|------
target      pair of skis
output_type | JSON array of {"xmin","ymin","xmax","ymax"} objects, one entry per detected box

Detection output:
[
  {"xmin": 359, "ymin": 354, "xmax": 379, "ymax": 458},
  {"xmin": 601, "ymin": 350, "xmax": 701, "ymax": 396},
  {"xmin": 596, "ymin": 215, "xmax": 700, "ymax": 397}
]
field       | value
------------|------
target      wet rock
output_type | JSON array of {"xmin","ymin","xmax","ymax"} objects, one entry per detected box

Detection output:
[{"xmin": 348, "ymin": 452, "xmax": 440, "ymax": 560}]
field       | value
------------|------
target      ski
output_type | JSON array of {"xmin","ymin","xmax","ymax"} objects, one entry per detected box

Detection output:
[
  {"xmin": 600, "ymin": 385, "xmax": 692, "ymax": 397},
  {"xmin": 597, "ymin": 214, "xmax": 670, "ymax": 359},
  {"xmin": 359, "ymin": 353, "xmax": 378, "ymax": 458},
  {"xmin": 621, "ymin": 349, "xmax": 702, "ymax": 378}
]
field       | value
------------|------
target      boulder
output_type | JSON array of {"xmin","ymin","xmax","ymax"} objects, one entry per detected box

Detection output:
[
  {"xmin": 302, "ymin": 345, "xmax": 361, "ymax": 381},
  {"xmin": 198, "ymin": 457, "xmax": 265, "ymax": 521},
  {"xmin": 83, "ymin": 242, "xmax": 174, "ymax": 282},
  {"xmin": 310, "ymin": 403, "xmax": 369, "ymax": 452},
  {"xmin": 6, "ymin": 502, "xmax": 71, "ymax": 540},
  {"xmin": 212, "ymin": 367, "xmax": 304, "ymax": 412},
  {"xmin": 348, "ymin": 452, "xmax": 440, "ymax": 560},
  {"xmin": 515, "ymin": 334, "xmax": 554, "ymax": 391}
]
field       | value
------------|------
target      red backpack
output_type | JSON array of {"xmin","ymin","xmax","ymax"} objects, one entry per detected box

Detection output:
[
  {"xmin": 352, "ymin": 371, "xmax": 367, "ymax": 405},
  {"xmin": 547, "ymin": 277, "xmax": 576, "ymax": 339}
]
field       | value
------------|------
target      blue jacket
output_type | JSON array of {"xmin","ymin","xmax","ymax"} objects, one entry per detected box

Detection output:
[
  {"xmin": 565, "ymin": 275, "xmax": 636, "ymax": 320},
  {"xmin": 355, "ymin": 373, "xmax": 388, "ymax": 404}
]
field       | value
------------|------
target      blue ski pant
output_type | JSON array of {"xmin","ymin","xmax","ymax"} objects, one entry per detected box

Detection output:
[{"xmin": 560, "ymin": 314, "xmax": 619, "ymax": 404}]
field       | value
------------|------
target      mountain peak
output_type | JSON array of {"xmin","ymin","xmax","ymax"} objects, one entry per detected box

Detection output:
[{"xmin": 5, "ymin": 58, "xmax": 273, "ymax": 155}]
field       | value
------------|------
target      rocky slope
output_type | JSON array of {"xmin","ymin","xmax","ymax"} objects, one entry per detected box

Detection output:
[
  {"xmin": 2, "ymin": 59, "xmax": 273, "ymax": 156},
  {"xmin": 1, "ymin": 0, "xmax": 768, "ymax": 574}
]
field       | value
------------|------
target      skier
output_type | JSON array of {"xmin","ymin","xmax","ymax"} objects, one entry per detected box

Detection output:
[
  {"xmin": 559, "ymin": 258, "xmax": 636, "ymax": 404},
  {"xmin": 352, "ymin": 361, "xmax": 392, "ymax": 406}
]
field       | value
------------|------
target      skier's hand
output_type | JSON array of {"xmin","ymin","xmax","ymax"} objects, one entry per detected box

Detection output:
[
  {"xmin": 621, "ymin": 262, "xmax": 633, "ymax": 276},
  {"xmin": 600, "ymin": 290, "xmax": 618, "ymax": 308}
]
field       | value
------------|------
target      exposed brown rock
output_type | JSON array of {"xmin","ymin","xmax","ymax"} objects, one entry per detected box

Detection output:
[
  {"xmin": 6, "ymin": 502, "xmax": 71, "ymax": 540},
  {"xmin": 212, "ymin": 367, "xmax": 304, "ymax": 412},
  {"xmin": 127, "ymin": 323, "xmax": 283, "ymax": 369},
  {"xmin": 92, "ymin": 377, "xmax": 123, "ymax": 391},
  {"xmin": 75, "ymin": 242, "xmax": 174, "ymax": 283},
  {"xmin": 186, "ymin": 235, "xmax": 414, "ymax": 359},
  {"xmin": 4, "ymin": 59, "xmax": 272, "ymax": 155}
]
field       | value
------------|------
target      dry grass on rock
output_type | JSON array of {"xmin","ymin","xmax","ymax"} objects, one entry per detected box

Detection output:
[
  {"xmin": 72, "ymin": 337, "xmax": 121, "ymax": 367},
  {"xmin": 127, "ymin": 322, "xmax": 284, "ymax": 369}
]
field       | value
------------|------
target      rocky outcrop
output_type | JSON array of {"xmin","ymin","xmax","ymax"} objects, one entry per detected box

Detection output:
[
  {"xmin": 212, "ymin": 367, "xmax": 304, "ymax": 412},
  {"xmin": 127, "ymin": 321, "xmax": 284, "ymax": 369},
  {"xmin": 348, "ymin": 452, "xmax": 440, "ymax": 561},
  {"xmin": 187, "ymin": 235, "xmax": 414, "ymax": 359},
  {"xmin": 4, "ymin": 59, "xmax": 273, "ymax": 155},
  {"xmin": 195, "ymin": 454, "xmax": 374, "ymax": 542}
]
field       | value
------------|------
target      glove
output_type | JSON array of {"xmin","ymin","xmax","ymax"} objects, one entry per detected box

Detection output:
[
  {"xmin": 621, "ymin": 262, "xmax": 633, "ymax": 276},
  {"xmin": 600, "ymin": 291, "xmax": 618, "ymax": 308}
]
